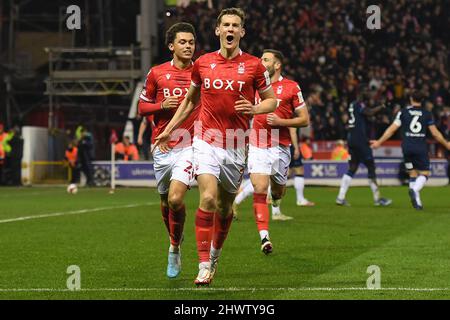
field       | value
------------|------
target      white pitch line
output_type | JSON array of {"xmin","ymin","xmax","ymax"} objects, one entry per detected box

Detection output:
[
  {"xmin": 0, "ymin": 287, "xmax": 450, "ymax": 293},
  {"xmin": 0, "ymin": 202, "xmax": 157, "ymax": 224}
]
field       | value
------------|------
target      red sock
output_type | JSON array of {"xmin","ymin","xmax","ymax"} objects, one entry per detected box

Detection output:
[
  {"xmin": 161, "ymin": 204, "xmax": 170, "ymax": 234},
  {"xmin": 195, "ymin": 208, "xmax": 214, "ymax": 263},
  {"xmin": 253, "ymin": 193, "xmax": 269, "ymax": 233},
  {"xmin": 212, "ymin": 212, "xmax": 233, "ymax": 250},
  {"xmin": 169, "ymin": 205, "xmax": 186, "ymax": 247}
]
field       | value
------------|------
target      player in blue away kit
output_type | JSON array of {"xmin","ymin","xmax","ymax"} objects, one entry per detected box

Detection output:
[
  {"xmin": 371, "ymin": 91, "xmax": 450, "ymax": 210},
  {"xmin": 336, "ymin": 90, "xmax": 392, "ymax": 206}
]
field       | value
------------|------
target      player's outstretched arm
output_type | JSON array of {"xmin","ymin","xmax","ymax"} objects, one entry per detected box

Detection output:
[
  {"xmin": 428, "ymin": 125, "xmax": 450, "ymax": 150},
  {"xmin": 153, "ymin": 84, "xmax": 200, "ymax": 153},
  {"xmin": 370, "ymin": 122, "xmax": 400, "ymax": 149},
  {"xmin": 267, "ymin": 106, "xmax": 310, "ymax": 128}
]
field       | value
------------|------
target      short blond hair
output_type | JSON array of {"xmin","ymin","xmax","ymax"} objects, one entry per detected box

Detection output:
[{"xmin": 216, "ymin": 7, "xmax": 246, "ymax": 27}]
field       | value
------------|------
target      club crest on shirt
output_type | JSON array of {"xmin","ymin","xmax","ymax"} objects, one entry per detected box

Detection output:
[
  {"xmin": 210, "ymin": 63, "xmax": 216, "ymax": 69},
  {"xmin": 276, "ymin": 85, "xmax": 283, "ymax": 95},
  {"xmin": 166, "ymin": 74, "xmax": 171, "ymax": 80},
  {"xmin": 238, "ymin": 62, "xmax": 245, "ymax": 74}
]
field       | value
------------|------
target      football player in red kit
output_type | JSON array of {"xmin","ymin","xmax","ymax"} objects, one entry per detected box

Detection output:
[
  {"xmin": 138, "ymin": 22, "xmax": 200, "ymax": 279},
  {"xmin": 248, "ymin": 49, "xmax": 310, "ymax": 253},
  {"xmin": 154, "ymin": 8, "xmax": 277, "ymax": 286}
]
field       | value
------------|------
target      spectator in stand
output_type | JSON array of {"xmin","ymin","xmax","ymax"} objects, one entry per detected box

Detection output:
[
  {"xmin": 170, "ymin": 0, "xmax": 449, "ymax": 154},
  {"xmin": 115, "ymin": 136, "xmax": 139, "ymax": 161}
]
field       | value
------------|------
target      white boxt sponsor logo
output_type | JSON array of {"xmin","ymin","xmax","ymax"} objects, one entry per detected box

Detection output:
[
  {"xmin": 163, "ymin": 87, "xmax": 189, "ymax": 98},
  {"xmin": 204, "ymin": 78, "xmax": 246, "ymax": 91}
]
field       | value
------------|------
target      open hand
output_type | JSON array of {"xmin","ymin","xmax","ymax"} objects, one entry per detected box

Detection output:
[{"xmin": 152, "ymin": 131, "xmax": 172, "ymax": 153}]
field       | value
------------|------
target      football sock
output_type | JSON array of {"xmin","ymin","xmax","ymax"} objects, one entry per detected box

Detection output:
[
  {"xmin": 212, "ymin": 212, "xmax": 233, "ymax": 250},
  {"xmin": 413, "ymin": 175, "xmax": 428, "ymax": 206},
  {"xmin": 369, "ymin": 179, "xmax": 380, "ymax": 202},
  {"xmin": 161, "ymin": 203, "xmax": 170, "ymax": 234},
  {"xmin": 253, "ymin": 193, "xmax": 270, "ymax": 241},
  {"xmin": 210, "ymin": 244, "xmax": 222, "ymax": 259},
  {"xmin": 271, "ymin": 205, "xmax": 281, "ymax": 215},
  {"xmin": 338, "ymin": 174, "xmax": 352, "ymax": 200},
  {"xmin": 260, "ymin": 230, "xmax": 269, "ymax": 240},
  {"xmin": 235, "ymin": 180, "xmax": 254, "ymax": 205},
  {"xmin": 294, "ymin": 175, "xmax": 305, "ymax": 203},
  {"xmin": 169, "ymin": 205, "xmax": 186, "ymax": 248},
  {"xmin": 271, "ymin": 196, "xmax": 282, "ymax": 215},
  {"xmin": 413, "ymin": 175, "xmax": 427, "ymax": 193},
  {"xmin": 195, "ymin": 208, "xmax": 214, "ymax": 263},
  {"xmin": 409, "ymin": 177, "xmax": 416, "ymax": 189}
]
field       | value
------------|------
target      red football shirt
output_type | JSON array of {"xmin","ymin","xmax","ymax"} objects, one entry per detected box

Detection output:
[
  {"xmin": 138, "ymin": 60, "xmax": 200, "ymax": 147},
  {"xmin": 191, "ymin": 50, "xmax": 271, "ymax": 149},
  {"xmin": 251, "ymin": 76, "xmax": 305, "ymax": 148}
]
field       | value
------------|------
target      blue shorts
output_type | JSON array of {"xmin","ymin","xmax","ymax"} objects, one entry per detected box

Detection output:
[
  {"xmin": 403, "ymin": 148, "xmax": 430, "ymax": 171},
  {"xmin": 348, "ymin": 143, "xmax": 374, "ymax": 166},
  {"xmin": 289, "ymin": 145, "xmax": 303, "ymax": 168}
]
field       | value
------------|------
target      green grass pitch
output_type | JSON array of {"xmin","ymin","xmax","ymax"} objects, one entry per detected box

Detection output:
[{"xmin": 0, "ymin": 185, "xmax": 449, "ymax": 300}]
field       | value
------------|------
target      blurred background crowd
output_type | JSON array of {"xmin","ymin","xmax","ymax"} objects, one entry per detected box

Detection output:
[
  {"xmin": 167, "ymin": 0, "xmax": 450, "ymax": 143},
  {"xmin": 0, "ymin": 0, "xmax": 449, "ymax": 171}
]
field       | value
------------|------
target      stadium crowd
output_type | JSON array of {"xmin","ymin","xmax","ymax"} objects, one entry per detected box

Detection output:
[{"xmin": 168, "ymin": 0, "xmax": 450, "ymax": 145}]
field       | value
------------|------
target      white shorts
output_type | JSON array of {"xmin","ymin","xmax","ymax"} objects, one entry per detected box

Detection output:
[
  {"xmin": 248, "ymin": 145, "xmax": 291, "ymax": 185},
  {"xmin": 193, "ymin": 136, "xmax": 247, "ymax": 194},
  {"xmin": 152, "ymin": 146, "xmax": 194, "ymax": 194}
]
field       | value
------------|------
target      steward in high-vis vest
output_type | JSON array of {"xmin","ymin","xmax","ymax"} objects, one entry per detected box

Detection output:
[
  {"xmin": 331, "ymin": 140, "xmax": 350, "ymax": 160},
  {"xmin": 0, "ymin": 123, "xmax": 10, "ymax": 185},
  {"xmin": 115, "ymin": 136, "xmax": 139, "ymax": 161},
  {"xmin": 65, "ymin": 141, "xmax": 80, "ymax": 183}
]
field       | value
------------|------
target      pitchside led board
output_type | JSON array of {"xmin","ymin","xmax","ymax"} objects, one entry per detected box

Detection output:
[{"xmin": 92, "ymin": 160, "xmax": 449, "ymax": 188}]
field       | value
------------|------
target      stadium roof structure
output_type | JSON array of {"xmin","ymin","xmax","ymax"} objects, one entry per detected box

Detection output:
[{"xmin": 44, "ymin": 46, "xmax": 141, "ymax": 96}]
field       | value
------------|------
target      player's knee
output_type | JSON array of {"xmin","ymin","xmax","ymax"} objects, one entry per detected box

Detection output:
[
  {"xmin": 253, "ymin": 183, "xmax": 269, "ymax": 194},
  {"xmin": 168, "ymin": 192, "xmax": 184, "ymax": 211},
  {"xmin": 200, "ymin": 193, "xmax": 217, "ymax": 212}
]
